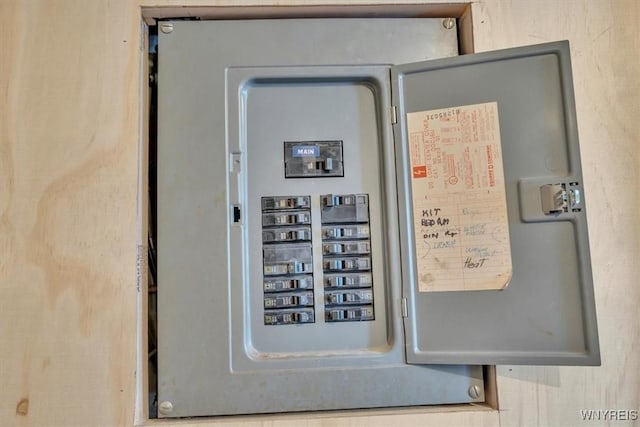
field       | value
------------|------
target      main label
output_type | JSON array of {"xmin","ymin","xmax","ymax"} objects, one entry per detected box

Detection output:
[
  {"xmin": 406, "ymin": 102, "xmax": 512, "ymax": 292},
  {"xmin": 292, "ymin": 146, "xmax": 320, "ymax": 157}
]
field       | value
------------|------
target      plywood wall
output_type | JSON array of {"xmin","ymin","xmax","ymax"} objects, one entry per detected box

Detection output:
[
  {"xmin": 0, "ymin": 1, "xmax": 637, "ymax": 426},
  {"xmin": 0, "ymin": 1, "xmax": 140, "ymax": 425}
]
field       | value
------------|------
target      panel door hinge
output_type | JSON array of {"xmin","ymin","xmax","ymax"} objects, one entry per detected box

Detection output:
[
  {"xmin": 401, "ymin": 297, "xmax": 408, "ymax": 318},
  {"xmin": 390, "ymin": 105, "xmax": 398, "ymax": 125}
]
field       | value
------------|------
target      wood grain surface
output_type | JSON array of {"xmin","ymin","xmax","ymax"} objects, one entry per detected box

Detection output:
[{"xmin": 0, "ymin": 1, "xmax": 637, "ymax": 426}]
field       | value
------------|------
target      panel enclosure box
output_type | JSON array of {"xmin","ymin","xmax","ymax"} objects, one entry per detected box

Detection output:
[{"xmin": 157, "ymin": 18, "xmax": 599, "ymax": 418}]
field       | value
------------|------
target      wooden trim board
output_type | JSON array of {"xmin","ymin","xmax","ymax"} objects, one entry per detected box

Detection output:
[
  {"xmin": 136, "ymin": 19, "xmax": 151, "ymax": 426},
  {"xmin": 140, "ymin": 404, "xmax": 495, "ymax": 426},
  {"xmin": 141, "ymin": 4, "xmax": 471, "ymax": 25}
]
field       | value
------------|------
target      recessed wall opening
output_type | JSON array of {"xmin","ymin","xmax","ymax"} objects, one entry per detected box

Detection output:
[{"xmin": 140, "ymin": 4, "xmax": 497, "ymax": 423}]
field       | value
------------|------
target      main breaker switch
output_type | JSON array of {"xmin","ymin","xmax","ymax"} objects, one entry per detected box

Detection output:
[{"xmin": 284, "ymin": 141, "xmax": 344, "ymax": 178}]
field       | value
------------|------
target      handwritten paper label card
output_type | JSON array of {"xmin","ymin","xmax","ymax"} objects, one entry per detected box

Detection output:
[{"xmin": 406, "ymin": 102, "xmax": 512, "ymax": 292}]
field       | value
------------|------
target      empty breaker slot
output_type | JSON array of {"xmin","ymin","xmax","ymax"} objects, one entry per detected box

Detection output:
[
  {"xmin": 262, "ymin": 196, "xmax": 315, "ymax": 325},
  {"xmin": 321, "ymin": 193, "xmax": 374, "ymax": 323}
]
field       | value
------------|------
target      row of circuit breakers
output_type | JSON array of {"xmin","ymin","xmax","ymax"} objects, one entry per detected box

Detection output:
[
  {"xmin": 261, "ymin": 193, "xmax": 373, "ymax": 325},
  {"xmin": 259, "ymin": 154, "xmax": 584, "ymax": 327}
]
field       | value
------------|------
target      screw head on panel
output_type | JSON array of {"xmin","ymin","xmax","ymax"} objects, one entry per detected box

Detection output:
[
  {"xmin": 158, "ymin": 400, "xmax": 174, "ymax": 415},
  {"xmin": 442, "ymin": 18, "xmax": 455, "ymax": 30},
  {"xmin": 468, "ymin": 384, "xmax": 482, "ymax": 399},
  {"xmin": 159, "ymin": 22, "xmax": 174, "ymax": 34}
]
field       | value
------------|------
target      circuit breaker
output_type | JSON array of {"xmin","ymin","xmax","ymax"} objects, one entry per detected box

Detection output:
[
  {"xmin": 156, "ymin": 19, "xmax": 600, "ymax": 418},
  {"xmin": 260, "ymin": 192, "xmax": 375, "ymax": 325}
]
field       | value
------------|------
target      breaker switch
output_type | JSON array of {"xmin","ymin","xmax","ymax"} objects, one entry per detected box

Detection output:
[
  {"xmin": 263, "ymin": 226, "xmax": 311, "ymax": 243},
  {"xmin": 264, "ymin": 261, "xmax": 312, "ymax": 276},
  {"xmin": 321, "ymin": 193, "xmax": 370, "ymax": 223},
  {"xmin": 325, "ymin": 290, "xmax": 373, "ymax": 305},
  {"xmin": 264, "ymin": 309, "xmax": 315, "ymax": 326},
  {"xmin": 326, "ymin": 306, "xmax": 374, "ymax": 322},
  {"xmin": 263, "ymin": 211, "xmax": 312, "ymax": 226},
  {"xmin": 324, "ymin": 273, "xmax": 372, "ymax": 289},
  {"xmin": 323, "ymin": 256, "xmax": 371, "ymax": 272},
  {"xmin": 264, "ymin": 291, "xmax": 314, "ymax": 309},
  {"xmin": 323, "ymin": 241, "xmax": 370, "ymax": 255},
  {"xmin": 264, "ymin": 276, "xmax": 314, "ymax": 292},
  {"xmin": 262, "ymin": 196, "xmax": 311, "ymax": 210},
  {"xmin": 323, "ymin": 225, "xmax": 370, "ymax": 240}
]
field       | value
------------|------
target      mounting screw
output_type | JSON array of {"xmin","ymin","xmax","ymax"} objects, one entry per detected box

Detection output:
[
  {"xmin": 468, "ymin": 385, "xmax": 482, "ymax": 399},
  {"xmin": 159, "ymin": 22, "xmax": 174, "ymax": 34},
  {"xmin": 158, "ymin": 401, "xmax": 174, "ymax": 415},
  {"xmin": 442, "ymin": 18, "xmax": 455, "ymax": 30}
]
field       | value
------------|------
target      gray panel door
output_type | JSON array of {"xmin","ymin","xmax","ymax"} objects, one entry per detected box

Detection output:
[{"xmin": 392, "ymin": 41, "xmax": 600, "ymax": 365}]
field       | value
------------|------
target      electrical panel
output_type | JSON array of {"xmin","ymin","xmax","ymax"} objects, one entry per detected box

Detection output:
[{"xmin": 156, "ymin": 19, "xmax": 600, "ymax": 418}]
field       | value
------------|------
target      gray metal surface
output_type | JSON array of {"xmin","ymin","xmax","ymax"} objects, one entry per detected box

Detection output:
[
  {"xmin": 157, "ymin": 19, "xmax": 482, "ymax": 418},
  {"xmin": 232, "ymin": 66, "xmax": 390, "ymax": 355},
  {"xmin": 392, "ymin": 41, "xmax": 600, "ymax": 365}
]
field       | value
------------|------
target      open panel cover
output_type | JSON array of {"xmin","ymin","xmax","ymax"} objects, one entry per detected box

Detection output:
[{"xmin": 392, "ymin": 41, "xmax": 600, "ymax": 365}]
